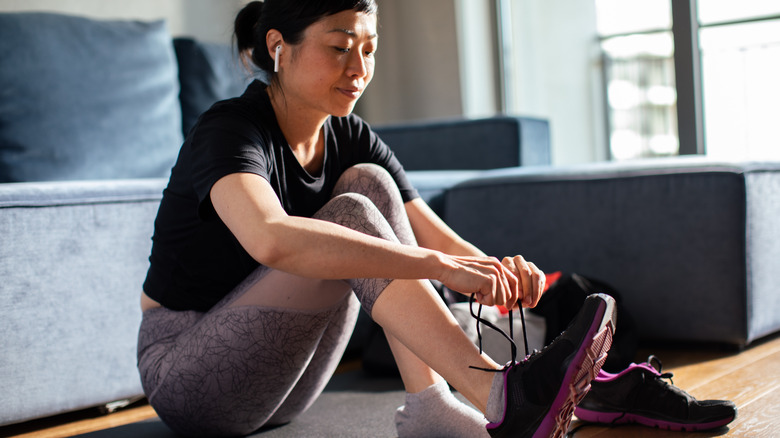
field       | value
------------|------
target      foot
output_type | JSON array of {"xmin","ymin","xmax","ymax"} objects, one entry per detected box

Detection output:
[
  {"xmin": 487, "ymin": 293, "xmax": 616, "ymax": 438},
  {"xmin": 395, "ymin": 380, "xmax": 489, "ymax": 438},
  {"xmin": 574, "ymin": 355, "xmax": 737, "ymax": 431}
]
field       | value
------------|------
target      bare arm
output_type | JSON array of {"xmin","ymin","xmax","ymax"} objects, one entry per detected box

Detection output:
[{"xmin": 210, "ymin": 173, "xmax": 519, "ymax": 307}]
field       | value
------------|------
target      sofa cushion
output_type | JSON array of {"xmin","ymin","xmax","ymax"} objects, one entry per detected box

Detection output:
[
  {"xmin": 0, "ymin": 179, "xmax": 166, "ymax": 426},
  {"xmin": 373, "ymin": 116, "xmax": 551, "ymax": 171},
  {"xmin": 0, "ymin": 12, "xmax": 182, "ymax": 183},
  {"xmin": 174, "ymin": 38, "xmax": 263, "ymax": 138},
  {"xmin": 444, "ymin": 158, "xmax": 780, "ymax": 346}
]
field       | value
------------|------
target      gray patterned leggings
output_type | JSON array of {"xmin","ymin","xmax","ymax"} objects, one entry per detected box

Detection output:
[{"xmin": 137, "ymin": 164, "xmax": 417, "ymax": 437}]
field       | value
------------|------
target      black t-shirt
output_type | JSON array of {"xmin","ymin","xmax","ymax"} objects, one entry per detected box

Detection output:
[{"xmin": 143, "ymin": 80, "xmax": 419, "ymax": 311}]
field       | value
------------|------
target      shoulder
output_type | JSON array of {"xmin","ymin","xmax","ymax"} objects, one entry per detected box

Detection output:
[{"xmin": 191, "ymin": 80, "xmax": 270, "ymax": 129}]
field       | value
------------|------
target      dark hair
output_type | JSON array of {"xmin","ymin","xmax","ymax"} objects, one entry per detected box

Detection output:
[{"xmin": 235, "ymin": 0, "xmax": 378, "ymax": 75}]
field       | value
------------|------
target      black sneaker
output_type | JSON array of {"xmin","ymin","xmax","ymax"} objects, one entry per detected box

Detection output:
[
  {"xmin": 574, "ymin": 355, "xmax": 737, "ymax": 431},
  {"xmin": 475, "ymin": 293, "xmax": 616, "ymax": 438}
]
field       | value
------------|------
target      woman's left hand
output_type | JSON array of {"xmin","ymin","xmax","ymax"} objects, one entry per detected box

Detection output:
[{"xmin": 502, "ymin": 255, "xmax": 545, "ymax": 309}]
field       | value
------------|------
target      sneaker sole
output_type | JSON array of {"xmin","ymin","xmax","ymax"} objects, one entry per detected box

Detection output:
[
  {"xmin": 535, "ymin": 293, "xmax": 616, "ymax": 438},
  {"xmin": 573, "ymin": 408, "xmax": 736, "ymax": 431}
]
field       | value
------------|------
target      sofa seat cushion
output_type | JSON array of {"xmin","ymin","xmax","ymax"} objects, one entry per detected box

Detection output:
[
  {"xmin": 0, "ymin": 179, "xmax": 167, "ymax": 426},
  {"xmin": 0, "ymin": 12, "xmax": 182, "ymax": 183}
]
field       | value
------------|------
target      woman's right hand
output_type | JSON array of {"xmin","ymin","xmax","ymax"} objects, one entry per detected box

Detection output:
[{"xmin": 438, "ymin": 255, "xmax": 521, "ymax": 309}]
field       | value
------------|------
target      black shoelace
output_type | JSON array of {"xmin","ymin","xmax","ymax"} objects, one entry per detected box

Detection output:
[
  {"xmin": 647, "ymin": 355, "xmax": 675, "ymax": 385},
  {"xmin": 467, "ymin": 293, "xmax": 531, "ymax": 372}
]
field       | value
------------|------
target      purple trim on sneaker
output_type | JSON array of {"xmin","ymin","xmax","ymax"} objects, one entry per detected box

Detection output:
[
  {"xmin": 574, "ymin": 407, "xmax": 736, "ymax": 431},
  {"xmin": 595, "ymin": 362, "xmax": 660, "ymax": 382},
  {"xmin": 487, "ymin": 298, "xmax": 611, "ymax": 436}
]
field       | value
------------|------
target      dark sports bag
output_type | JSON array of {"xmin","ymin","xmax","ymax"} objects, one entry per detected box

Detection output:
[{"xmin": 527, "ymin": 272, "xmax": 638, "ymax": 372}]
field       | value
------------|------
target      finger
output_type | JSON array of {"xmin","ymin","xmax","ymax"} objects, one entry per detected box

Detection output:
[
  {"xmin": 500, "ymin": 257, "xmax": 519, "ymax": 309},
  {"xmin": 491, "ymin": 261, "xmax": 508, "ymax": 307},
  {"xmin": 480, "ymin": 272, "xmax": 498, "ymax": 307},
  {"xmin": 527, "ymin": 261, "xmax": 545, "ymax": 307},
  {"xmin": 513, "ymin": 255, "xmax": 535, "ymax": 307},
  {"xmin": 500, "ymin": 262, "xmax": 520, "ymax": 309},
  {"xmin": 497, "ymin": 258, "xmax": 513, "ymax": 307}
]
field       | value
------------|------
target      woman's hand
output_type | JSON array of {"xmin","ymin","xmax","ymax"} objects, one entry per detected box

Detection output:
[
  {"xmin": 502, "ymin": 255, "xmax": 545, "ymax": 308},
  {"xmin": 438, "ymin": 255, "xmax": 522, "ymax": 308}
]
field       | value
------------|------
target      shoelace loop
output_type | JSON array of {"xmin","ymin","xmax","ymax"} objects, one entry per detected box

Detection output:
[
  {"xmin": 648, "ymin": 354, "xmax": 675, "ymax": 385},
  {"xmin": 467, "ymin": 293, "xmax": 530, "ymax": 372}
]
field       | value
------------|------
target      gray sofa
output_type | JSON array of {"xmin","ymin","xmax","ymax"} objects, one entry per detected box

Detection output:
[{"xmin": 1, "ymin": 11, "xmax": 779, "ymax": 435}]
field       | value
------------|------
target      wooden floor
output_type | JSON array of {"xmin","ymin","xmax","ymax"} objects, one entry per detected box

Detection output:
[
  {"xmin": 570, "ymin": 333, "xmax": 780, "ymax": 438},
  {"xmin": 2, "ymin": 334, "xmax": 779, "ymax": 438}
]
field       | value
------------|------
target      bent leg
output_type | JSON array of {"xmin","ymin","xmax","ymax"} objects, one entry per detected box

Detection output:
[
  {"xmin": 331, "ymin": 163, "xmax": 418, "ymax": 247},
  {"xmin": 333, "ymin": 165, "xmax": 496, "ymax": 395},
  {"xmin": 264, "ymin": 294, "xmax": 361, "ymax": 426},
  {"xmin": 138, "ymin": 306, "xmax": 341, "ymax": 436},
  {"xmin": 332, "ymin": 165, "xmax": 500, "ymax": 411},
  {"xmin": 372, "ymin": 279, "xmax": 499, "ymax": 414}
]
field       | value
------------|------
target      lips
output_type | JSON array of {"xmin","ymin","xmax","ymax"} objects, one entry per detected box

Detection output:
[{"xmin": 337, "ymin": 87, "xmax": 363, "ymax": 99}]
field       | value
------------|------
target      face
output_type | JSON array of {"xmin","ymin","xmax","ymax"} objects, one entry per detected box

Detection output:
[{"xmin": 275, "ymin": 10, "xmax": 378, "ymax": 118}]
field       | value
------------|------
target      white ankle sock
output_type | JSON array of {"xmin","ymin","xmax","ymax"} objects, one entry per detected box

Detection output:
[
  {"xmin": 395, "ymin": 380, "xmax": 489, "ymax": 438},
  {"xmin": 485, "ymin": 371, "xmax": 506, "ymax": 424}
]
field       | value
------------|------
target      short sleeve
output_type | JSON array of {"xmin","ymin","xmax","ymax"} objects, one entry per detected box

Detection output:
[{"xmin": 187, "ymin": 105, "xmax": 272, "ymax": 218}]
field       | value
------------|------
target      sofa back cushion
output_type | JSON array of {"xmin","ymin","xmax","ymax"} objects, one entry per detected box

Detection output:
[
  {"xmin": 373, "ymin": 116, "xmax": 551, "ymax": 171},
  {"xmin": 174, "ymin": 38, "xmax": 264, "ymax": 138},
  {"xmin": 0, "ymin": 12, "xmax": 182, "ymax": 183}
]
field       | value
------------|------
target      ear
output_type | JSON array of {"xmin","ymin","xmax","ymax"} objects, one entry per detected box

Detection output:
[{"xmin": 265, "ymin": 29, "xmax": 284, "ymax": 68}]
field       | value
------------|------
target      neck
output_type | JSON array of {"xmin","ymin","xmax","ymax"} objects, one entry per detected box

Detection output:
[{"xmin": 267, "ymin": 85, "xmax": 327, "ymax": 173}]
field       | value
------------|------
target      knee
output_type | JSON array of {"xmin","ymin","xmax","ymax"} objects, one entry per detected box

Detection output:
[
  {"xmin": 332, "ymin": 163, "xmax": 400, "ymax": 200},
  {"xmin": 344, "ymin": 163, "xmax": 392, "ymax": 181},
  {"xmin": 314, "ymin": 193, "xmax": 398, "ymax": 242},
  {"xmin": 320, "ymin": 192, "xmax": 380, "ymax": 221}
]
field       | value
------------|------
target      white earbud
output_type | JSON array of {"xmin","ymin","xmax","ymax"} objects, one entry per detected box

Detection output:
[{"xmin": 274, "ymin": 45, "xmax": 281, "ymax": 73}]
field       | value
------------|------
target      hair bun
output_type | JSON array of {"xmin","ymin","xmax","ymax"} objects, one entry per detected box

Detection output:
[{"xmin": 235, "ymin": 1, "xmax": 263, "ymax": 53}]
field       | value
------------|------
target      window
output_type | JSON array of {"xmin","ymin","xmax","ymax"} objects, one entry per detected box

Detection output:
[
  {"xmin": 596, "ymin": 0, "xmax": 677, "ymax": 160},
  {"xmin": 700, "ymin": 12, "xmax": 780, "ymax": 160},
  {"xmin": 595, "ymin": 0, "xmax": 780, "ymax": 160}
]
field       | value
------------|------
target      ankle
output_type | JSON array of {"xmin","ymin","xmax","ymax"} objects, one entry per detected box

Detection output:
[{"xmin": 485, "ymin": 371, "xmax": 506, "ymax": 424}]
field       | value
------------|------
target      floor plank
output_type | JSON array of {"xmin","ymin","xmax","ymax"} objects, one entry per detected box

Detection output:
[
  {"xmin": 726, "ymin": 383, "xmax": 780, "ymax": 438},
  {"xmin": 0, "ymin": 403, "xmax": 157, "ymax": 438}
]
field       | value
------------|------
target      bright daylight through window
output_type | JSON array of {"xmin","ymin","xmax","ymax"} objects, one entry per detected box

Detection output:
[{"xmin": 595, "ymin": 0, "xmax": 780, "ymax": 161}]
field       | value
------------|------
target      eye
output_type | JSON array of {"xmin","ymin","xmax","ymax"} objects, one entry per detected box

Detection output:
[{"xmin": 334, "ymin": 46, "xmax": 350, "ymax": 54}]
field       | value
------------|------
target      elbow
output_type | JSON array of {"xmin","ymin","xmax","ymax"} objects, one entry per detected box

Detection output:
[{"xmin": 246, "ymin": 233, "xmax": 287, "ymax": 268}]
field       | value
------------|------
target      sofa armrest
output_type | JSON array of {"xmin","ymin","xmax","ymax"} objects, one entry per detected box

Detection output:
[
  {"xmin": 442, "ymin": 158, "xmax": 780, "ymax": 347},
  {"xmin": 0, "ymin": 178, "xmax": 166, "ymax": 426},
  {"xmin": 374, "ymin": 116, "xmax": 550, "ymax": 171}
]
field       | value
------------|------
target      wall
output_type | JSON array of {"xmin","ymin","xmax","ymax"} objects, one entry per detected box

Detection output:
[
  {"xmin": 0, "ymin": 0, "xmax": 246, "ymax": 43},
  {"xmin": 455, "ymin": 0, "xmax": 502, "ymax": 119},
  {"xmin": 356, "ymin": 0, "xmax": 465, "ymax": 126},
  {"xmin": 507, "ymin": 0, "xmax": 606, "ymax": 164}
]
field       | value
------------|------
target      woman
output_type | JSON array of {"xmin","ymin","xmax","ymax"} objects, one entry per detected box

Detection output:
[{"xmin": 137, "ymin": 1, "xmax": 615, "ymax": 437}]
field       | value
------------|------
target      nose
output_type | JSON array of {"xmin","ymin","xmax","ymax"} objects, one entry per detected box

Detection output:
[{"xmin": 346, "ymin": 51, "xmax": 369, "ymax": 79}]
